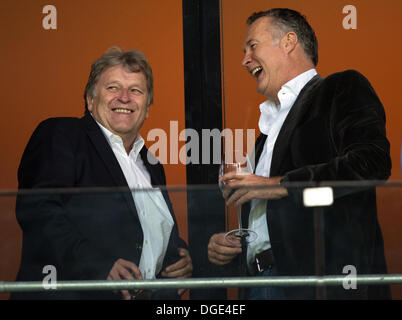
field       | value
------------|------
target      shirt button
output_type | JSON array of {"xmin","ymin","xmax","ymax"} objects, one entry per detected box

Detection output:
[{"xmin": 145, "ymin": 240, "xmax": 148, "ymax": 245}]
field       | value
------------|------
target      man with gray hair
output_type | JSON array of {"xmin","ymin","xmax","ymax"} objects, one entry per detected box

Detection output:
[
  {"xmin": 208, "ymin": 8, "xmax": 391, "ymax": 299},
  {"xmin": 12, "ymin": 47, "xmax": 192, "ymax": 300}
]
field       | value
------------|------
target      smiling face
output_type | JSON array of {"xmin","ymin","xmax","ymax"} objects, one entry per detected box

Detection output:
[
  {"xmin": 242, "ymin": 17, "xmax": 289, "ymax": 102},
  {"xmin": 87, "ymin": 64, "xmax": 150, "ymax": 150}
]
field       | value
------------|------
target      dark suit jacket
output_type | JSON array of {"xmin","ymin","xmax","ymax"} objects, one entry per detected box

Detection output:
[
  {"xmin": 247, "ymin": 70, "xmax": 391, "ymax": 299},
  {"xmin": 11, "ymin": 113, "xmax": 186, "ymax": 299}
]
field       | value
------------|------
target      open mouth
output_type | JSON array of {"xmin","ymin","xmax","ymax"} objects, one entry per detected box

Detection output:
[
  {"xmin": 112, "ymin": 108, "xmax": 133, "ymax": 114},
  {"xmin": 251, "ymin": 66, "xmax": 263, "ymax": 78}
]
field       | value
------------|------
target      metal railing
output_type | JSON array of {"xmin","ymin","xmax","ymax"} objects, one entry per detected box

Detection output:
[
  {"xmin": 2, "ymin": 274, "xmax": 402, "ymax": 293},
  {"xmin": 2, "ymin": 182, "xmax": 401, "ymax": 297}
]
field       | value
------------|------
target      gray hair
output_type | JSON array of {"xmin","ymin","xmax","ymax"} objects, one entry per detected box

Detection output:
[
  {"xmin": 247, "ymin": 8, "xmax": 318, "ymax": 66},
  {"xmin": 84, "ymin": 47, "xmax": 154, "ymax": 113}
]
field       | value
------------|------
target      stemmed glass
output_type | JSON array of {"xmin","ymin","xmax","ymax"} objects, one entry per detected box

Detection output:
[{"xmin": 219, "ymin": 150, "xmax": 258, "ymax": 243}]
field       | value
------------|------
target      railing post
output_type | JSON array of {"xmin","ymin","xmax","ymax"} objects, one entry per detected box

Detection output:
[
  {"xmin": 303, "ymin": 186, "xmax": 334, "ymax": 300},
  {"xmin": 314, "ymin": 207, "xmax": 326, "ymax": 299}
]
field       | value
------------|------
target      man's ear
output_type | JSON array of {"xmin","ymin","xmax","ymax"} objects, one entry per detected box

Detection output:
[
  {"xmin": 281, "ymin": 31, "xmax": 298, "ymax": 54},
  {"xmin": 86, "ymin": 95, "xmax": 94, "ymax": 111},
  {"xmin": 145, "ymin": 105, "xmax": 150, "ymax": 119}
]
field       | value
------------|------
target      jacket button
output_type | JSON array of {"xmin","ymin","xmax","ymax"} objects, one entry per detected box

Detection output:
[{"xmin": 135, "ymin": 243, "xmax": 142, "ymax": 250}]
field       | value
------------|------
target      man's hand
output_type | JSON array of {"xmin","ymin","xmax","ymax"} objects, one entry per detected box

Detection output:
[
  {"xmin": 107, "ymin": 258, "xmax": 143, "ymax": 300},
  {"xmin": 208, "ymin": 233, "xmax": 242, "ymax": 265},
  {"xmin": 161, "ymin": 248, "xmax": 193, "ymax": 295},
  {"xmin": 220, "ymin": 173, "xmax": 288, "ymax": 206}
]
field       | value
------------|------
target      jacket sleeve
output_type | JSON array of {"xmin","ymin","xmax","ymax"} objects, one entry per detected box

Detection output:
[
  {"xmin": 17, "ymin": 119, "xmax": 115, "ymax": 280},
  {"xmin": 282, "ymin": 70, "xmax": 391, "ymax": 183}
]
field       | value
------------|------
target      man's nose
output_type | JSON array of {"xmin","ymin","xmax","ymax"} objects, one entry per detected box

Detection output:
[
  {"xmin": 118, "ymin": 88, "xmax": 130, "ymax": 103},
  {"xmin": 241, "ymin": 51, "xmax": 251, "ymax": 67}
]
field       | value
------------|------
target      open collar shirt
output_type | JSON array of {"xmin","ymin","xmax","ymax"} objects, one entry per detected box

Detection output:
[
  {"xmin": 247, "ymin": 69, "xmax": 317, "ymax": 270},
  {"xmin": 95, "ymin": 118, "xmax": 174, "ymax": 279}
]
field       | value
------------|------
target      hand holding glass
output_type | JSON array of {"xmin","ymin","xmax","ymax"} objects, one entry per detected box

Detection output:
[{"xmin": 219, "ymin": 151, "xmax": 257, "ymax": 243}]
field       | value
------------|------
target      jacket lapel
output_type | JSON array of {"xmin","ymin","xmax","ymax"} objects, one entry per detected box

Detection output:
[
  {"xmin": 252, "ymin": 133, "xmax": 267, "ymax": 173},
  {"xmin": 139, "ymin": 146, "xmax": 163, "ymax": 186},
  {"xmin": 139, "ymin": 147, "xmax": 175, "ymax": 216},
  {"xmin": 242, "ymin": 133, "xmax": 267, "ymax": 228},
  {"xmin": 270, "ymin": 75, "xmax": 323, "ymax": 176},
  {"xmin": 81, "ymin": 113, "xmax": 140, "ymax": 221}
]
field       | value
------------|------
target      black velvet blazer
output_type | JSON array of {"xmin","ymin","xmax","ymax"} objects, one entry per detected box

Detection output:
[
  {"xmin": 250, "ymin": 70, "xmax": 391, "ymax": 299},
  {"xmin": 12, "ymin": 113, "xmax": 186, "ymax": 299}
]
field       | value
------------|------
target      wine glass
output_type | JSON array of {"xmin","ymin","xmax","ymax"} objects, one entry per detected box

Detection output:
[{"xmin": 219, "ymin": 150, "xmax": 258, "ymax": 243}]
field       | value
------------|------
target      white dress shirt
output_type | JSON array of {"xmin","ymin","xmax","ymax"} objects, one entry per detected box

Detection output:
[
  {"xmin": 247, "ymin": 69, "xmax": 317, "ymax": 270},
  {"xmin": 95, "ymin": 118, "xmax": 174, "ymax": 280}
]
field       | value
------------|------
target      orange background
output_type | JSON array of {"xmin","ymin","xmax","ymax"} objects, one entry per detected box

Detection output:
[{"xmin": 0, "ymin": 0, "xmax": 401, "ymax": 299}]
